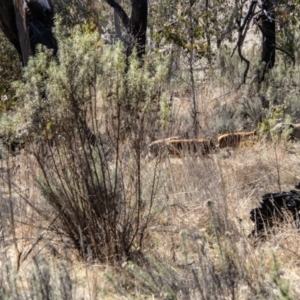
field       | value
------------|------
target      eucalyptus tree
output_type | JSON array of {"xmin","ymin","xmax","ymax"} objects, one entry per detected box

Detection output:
[
  {"xmin": 235, "ymin": 0, "xmax": 295, "ymax": 84},
  {"xmin": 103, "ymin": 0, "xmax": 148, "ymax": 58},
  {"xmin": 0, "ymin": 0, "xmax": 57, "ymax": 66}
]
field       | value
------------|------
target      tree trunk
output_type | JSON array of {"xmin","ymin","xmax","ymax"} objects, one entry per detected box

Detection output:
[
  {"xmin": 13, "ymin": 0, "xmax": 31, "ymax": 65},
  {"xmin": 129, "ymin": 0, "xmax": 148, "ymax": 57},
  {"xmin": 0, "ymin": 0, "xmax": 22, "ymax": 58},
  {"xmin": 104, "ymin": 0, "xmax": 148, "ymax": 58},
  {"xmin": 261, "ymin": 0, "xmax": 275, "ymax": 69},
  {"xmin": 114, "ymin": 0, "xmax": 123, "ymax": 40},
  {"xmin": 0, "ymin": 0, "xmax": 57, "ymax": 65}
]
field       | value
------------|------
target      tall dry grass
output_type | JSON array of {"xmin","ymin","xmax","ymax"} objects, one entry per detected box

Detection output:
[{"xmin": 3, "ymin": 139, "xmax": 300, "ymax": 298}]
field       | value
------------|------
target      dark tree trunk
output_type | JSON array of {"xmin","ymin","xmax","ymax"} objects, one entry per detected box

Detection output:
[
  {"xmin": 0, "ymin": 0, "xmax": 22, "ymax": 57},
  {"xmin": 261, "ymin": 0, "xmax": 276, "ymax": 69},
  {"xmin": 129, "ymin": 0, "xmax": 147, "ymax": 57},
  {"xmin": 104, "ymin": 0, "xmax": 148, "ymax": 58},
  {"xmin": 0, "ymin": 0, "xmax": 57, "ymax": 65}
]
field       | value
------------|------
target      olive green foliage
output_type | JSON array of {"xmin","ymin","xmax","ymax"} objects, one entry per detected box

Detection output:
[
  {"xmin": 10, "ymin": 20, "xmax": 169, "ymax": 139},
  {"xmin": 52, "ymin": 0, "xmax": 108, "ymax": 29},
  {"xmin": 257, "ymin": 56, "xmax": 300, "ymax": 121},
  {"xmin": 213, "ymin": 104, "xmax": 239, "ymax": 134},
  {"xmin": 0, "ymin": 31, "xmax": 22, "ymax": 111},
  {"xmin": 276, "ymin": 0, "xmax": 300, "ymax": 63},
  {"xmin": 271, "ymin": 254, "xmax": 294, "ymax": 300},
  {"xmin": 215, "ymin": 8, "xmax": 300, "ymax": 133},
  {"xmin": 208, "ymin": 0, "xmax": 237, "ymax": 47},
  {"xmin": 7, "ymin": 23, "xmax": 169, "ymax": 263},
  {"xmin": 216, "ymin": 45, "xmax": 255, "ymax": 87},
  {"xmin": 257, "ymin": 105, "xmax": 292, "ymax": 140},
  {"xmin": 151, "ymin": 1, "xmax": 208, "ymax": 59},
  {"xmin": 150, "ymin": 0, "xmax": 237, "ymax": 62},
  {"xmin": 99, "ymin": 42, "xmax": 170, "ymax": 142},
  {"xmin": 237, "ymin": 43, "xmax": 300, "ymax": 135},
  {"xmin": 0, "ymin": 32, "xmax": 23, "ymax": 151},
  {"xmin": 261, "ymin": 2, "xmax": 299, "ymax": 69}
]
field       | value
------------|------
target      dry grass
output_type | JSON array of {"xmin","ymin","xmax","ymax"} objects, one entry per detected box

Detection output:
[
  {"xmin": 1, "ymin": 135, "xmax": 300, "ymax": 298},
  {"xmin": 1, "ymin": 40, "xmax": 300, "ymax": 298},
  {"xmin": 140, "ymin": 141, "xmax": 300, "ymax": 298}
]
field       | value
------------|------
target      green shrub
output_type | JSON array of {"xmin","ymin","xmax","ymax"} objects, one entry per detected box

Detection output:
[
  {"xmin": 7, "ymin": 23, "xmax": 169, "ymax": 263},
  {"xmin": 0, "ymin": 31, "xmax": 22, "ymax": 111}
]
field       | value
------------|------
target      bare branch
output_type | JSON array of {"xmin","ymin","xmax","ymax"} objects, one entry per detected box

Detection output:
[
  {"xmin": 275, "ymin": 46, "xmax": 295, "ymax": 66},
  {"xmin": 103, "ymin": 0, "xmax": 130, "ymax": 29},
  {"xmin": 232, "ymin": 0, "xmax": 257, "ymax": 57},
  {"xmin": 233, "ymin": 0, "xmax": 257, "ymax": 87}
]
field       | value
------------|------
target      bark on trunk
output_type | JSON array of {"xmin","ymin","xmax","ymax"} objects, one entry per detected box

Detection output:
[
  {"xmin": 0, "ymin": 0, "xmax": 22, "ymax": 57},
  {"xmin": 13, "ymin": 0, "xmax": 31, "ymax": 65},
  {"xmin": 114, "ymin": 0, "xmax": 123, "ymax": 40},
  {"xmin": 0, "ymin": 0, "xmax": 57, "ymax": 65},
  {"xmin": 129, "ymin": 0, "xmax": 148, "ymax": 57},
  {"xmin": 261, "ymin": 0, "xmax": 275, "ymax": 69},
  {"xmin": 104, "ymin": 0, "xmax": 148, "ymax": 58}
]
